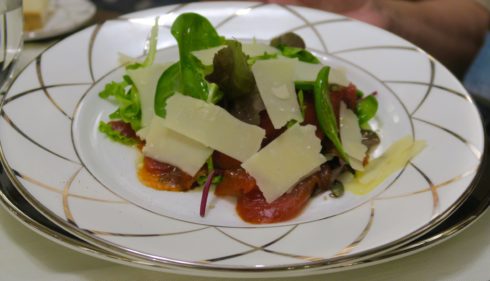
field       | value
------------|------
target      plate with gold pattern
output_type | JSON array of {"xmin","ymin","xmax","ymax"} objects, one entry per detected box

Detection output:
[
  {"xmin": 23, "ymin": 0, "xmax": 96, "ymax": 42},
  {"xmin": 0, "ymin": 2, "xmax": 485, "ymax": 277}
]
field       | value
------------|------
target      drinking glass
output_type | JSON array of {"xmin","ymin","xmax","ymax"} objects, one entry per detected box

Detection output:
[{"xmin": 0, "ymin": 0, "xmax": 23, "ymax": 94}]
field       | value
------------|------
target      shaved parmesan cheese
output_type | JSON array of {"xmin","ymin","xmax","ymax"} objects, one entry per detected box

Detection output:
[
  {"xmin": 127, "ymin": 63, "xmax": 171, "ymax": 128},
  {"xmin": 142, "ymin": 116, "xmax": 213, "ymax": 176},
  {"xmin": 290, "ymin": 58, "xmax": 323, "ymax": 81},
  {"xmin": 242, "ymin": 124, "xmax": 326, "ymax": 203},
  {"xmin": 242, "ymin": 42, "xmax": 279, "ymax": 57},
  {"xmin": 191, "ymin": 45, "xmax": 226, "ymax": 65},
  {"xmin": 192, "ymin": 43, "xmax": 278, "ymax": 65},
  {"xmin": 136, "ymin": 127, "xmax": 150, "ymax": 140},
  {"xmin": 343, "ymin": 136, "xmax": 426, "ymax": 195},
  {"xmin": 340, "ymin": 102, "xmax": 367, "ymax": 163},
  {"xmin": 164, "ymin": 94, "xmax": 265, "ymax": 162},
  {"xmin": 271, "ymin": 84, "xmax": 291, "ymax": 99},
  {"xmin": 278, "ymin": 57, "xmax": 349, "ymax": 86},
  {"xmin": 329, "ymin": 67, "xmax": 350, "ymax": 87},
  {"xmin": 118, "ymin": 53, "xmax": 138, "ymax": 65},
  {"xmin": 252, "ymin": 59, "xmax": 303, "ymax": 129},
  {"xmin": 348, "ymin": 157, "xmax": 365, "ymax": 172}
]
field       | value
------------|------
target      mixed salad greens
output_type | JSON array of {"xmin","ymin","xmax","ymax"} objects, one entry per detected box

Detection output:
[{"xmin": 97, "ymin": 13, "xmax": 422, "ymax": 224}]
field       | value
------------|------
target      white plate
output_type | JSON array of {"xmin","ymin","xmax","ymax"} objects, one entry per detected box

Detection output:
[
  {"xmin": 0, "ymin": 2, "xmax": 485, "ymax": 278},
  {"xmin": 24, "ymin": 0, "xmax": 96, "ymax": 42}
]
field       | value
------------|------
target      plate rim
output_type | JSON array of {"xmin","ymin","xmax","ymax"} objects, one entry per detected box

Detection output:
[{"xmin": 1, "ymin": 149, "xmax": 488, "ymax": 275}]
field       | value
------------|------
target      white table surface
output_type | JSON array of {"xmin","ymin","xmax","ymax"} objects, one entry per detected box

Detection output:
[{"xmin": 1, "ymin": 42, "xmax": 489, "ymax": 281}]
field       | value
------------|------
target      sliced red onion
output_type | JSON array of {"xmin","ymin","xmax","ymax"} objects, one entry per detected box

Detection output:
[{"xmin": 200, "ymin": 170, "xmax": 218, "ymax": 217}]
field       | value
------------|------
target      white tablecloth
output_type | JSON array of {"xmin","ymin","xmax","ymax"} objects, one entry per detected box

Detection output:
[{"xmin": 1, "ymin": 42, "xmax": 489, "ymax": 281}]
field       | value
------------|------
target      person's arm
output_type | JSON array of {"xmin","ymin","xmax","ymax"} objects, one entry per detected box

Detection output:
[
  {"xmin": 267, "ymin": 0, "xmax": 490, "ymax": 77},
  {"xmin": 377, "ymin": 0, "xmax": 489, "ymax": 77}
]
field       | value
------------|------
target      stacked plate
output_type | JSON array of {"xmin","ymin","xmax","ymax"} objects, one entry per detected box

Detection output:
[
  {"xmin": 24, "ymin": 0, "xmax": 96, "ymax": 42},
  {"xmin": 0, "ymin": 2, "xmax": 488, "ymax": 278}
]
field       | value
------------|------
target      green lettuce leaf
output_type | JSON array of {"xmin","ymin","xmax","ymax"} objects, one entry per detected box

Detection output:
[
  {"xmin": 99, "ymin": 75, "xmax": 141, "ymax": 131},
  {"xmin": 98, "ymin": 121, "xmax": 138, "ymax": 146},
  {"xmin": 99, "ymin": 18, "xmax": 163, "ymax": 139},
  {"xmin": 126, "ymin": 17, "xmax": 160, "ymax": 70}
]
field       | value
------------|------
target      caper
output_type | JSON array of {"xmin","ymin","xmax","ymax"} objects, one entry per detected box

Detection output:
[{"xmin": 330, "ymin": 181, "xmax": 345, "ymax": 198}]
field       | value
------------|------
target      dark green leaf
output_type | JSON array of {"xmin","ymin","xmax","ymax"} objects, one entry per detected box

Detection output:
[
  {"xmin": 356, "ymin": 95, "xmax": 378, "ymax": 125},
  {"xmin": 154, "ymin": 62, "xmax": 181, "ymax": 117},
  {"xmin": 171, "ymin": 13, "xmax": 224, "ymax": 55},
  {"xmin": 171, "ymin": 13, "xmax": 225, "ymax": 100},
  {"xmin": 276, "ymin": 45, "xmax": 320, "ymax": 64},
  {"xmin": 155, "ymin": 13, "xmax": 225, "ymax": 116},
  {"xmin": 206, "ymin": 40, "xmax": 256, "ymax": 100},
  {"xmin": 181, "ymin": 57, "xmax": 210, "ymax": 100},
  {"xmin": 295, "ymin": 80, "xmax": 314, "ymax": 91},
  {"xmin": 270, "ymin": 32, "xmax": 305, "ymax": 49},
  {"xmin": 314, "ymin": 66, "xmax": 348, "ymax": 162}
]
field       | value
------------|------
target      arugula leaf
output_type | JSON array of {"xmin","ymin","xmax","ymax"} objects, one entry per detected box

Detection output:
[
  {"xmin": 98, "ymin": 121, "xmax": 138, "ymax": 146},
  {"xmin": 314, "ymin": 66, "xmax": 348, "ymax": 162},
  {"xmin": 99, "ymin": 75, "xmax": 141, "ymax": 131},
  {"xmin": 356, "ymin": 95, "xmax": 378, "ymax": 125},
  {"xmin": 276, "ymin": 45, "xmax": 320, "ymax": 64},
  {"xmin": 154, "ymin": 13, "xmax": 225, "ymax": 117},
  {"xmin": 154, "ymin": 62, "xmax": 223, "ymax": 117},
  {"xmin": 171, "ymin": 13, "xmax": 224, "ymax": 56},
  {"xmin": 172, "ymin": 13, "xmax": 225, "ymax": 99},
  {"xmin": 154, "ymin": 63, "xmax": 180, "ymax": 117},
  {"xmin": 178, "ymin": 57, "xmax": 209, "ymax": 101}
]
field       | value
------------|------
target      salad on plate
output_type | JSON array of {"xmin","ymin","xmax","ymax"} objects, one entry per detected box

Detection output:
[{"xmin": 98, "ymin": 13, "xmax": 424, "ymax": 224}]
